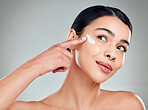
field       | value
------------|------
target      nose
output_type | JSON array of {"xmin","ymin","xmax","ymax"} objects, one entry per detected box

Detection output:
[{"xmin": 104, "ymin": 51, "xmax": 117, "ymax": 62}]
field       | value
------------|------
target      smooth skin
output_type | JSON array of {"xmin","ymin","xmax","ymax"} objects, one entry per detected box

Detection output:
[{"xmin": 0, "ymin": 16, "xmax": 145, "ymax": 110}]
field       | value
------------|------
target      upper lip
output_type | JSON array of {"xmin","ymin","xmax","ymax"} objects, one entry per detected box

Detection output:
[{"xmin": 96, "ymin": 61, "xmax": 113, "ymax": 71}]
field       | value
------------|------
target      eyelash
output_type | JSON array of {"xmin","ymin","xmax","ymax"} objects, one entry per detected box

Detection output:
[
  {"xmin": 97, "ymin": 35, "xmax": 127, "ymax": 52},
  {"xmin": 117, "ymin": 45, "xmax": 127, "ymax": 52},
  {"xmin": 97, "ymin": 35, "xmax": 107, "ymax": 42}
]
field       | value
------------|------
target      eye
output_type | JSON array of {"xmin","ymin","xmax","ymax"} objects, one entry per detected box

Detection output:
[
  {"xmin": 117, "ymin": 46, "xmax": 126, "ymax": 52},
  {"xmin": 97, "ymin": 35, "xmax": 107, "ymax": 42}
]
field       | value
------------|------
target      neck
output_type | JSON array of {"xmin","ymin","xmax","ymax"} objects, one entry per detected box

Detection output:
[{"xmin": 57, "ymin": 59, "xmax": 101, "ymax": 108}]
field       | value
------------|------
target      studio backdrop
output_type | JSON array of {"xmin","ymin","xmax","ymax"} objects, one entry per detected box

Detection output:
[{"xmin": 0, "ymin": 0, "xmax": 147, "ymax": 108}]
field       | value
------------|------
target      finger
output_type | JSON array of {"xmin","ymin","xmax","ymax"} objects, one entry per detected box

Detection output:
[
  {"xmin": 60, "ymin": 48, "xmax": 73, "ymax": 61},
  {"xmin": 55, "ymin": 59, "xmax": 71, "ymax": 72},
  {"xmin": 52, "ymin": 67, "xmax": 67, "ymax": 73},
  {"xmin": 52, "ymin": 65, "xmax": 69, "ymax": 73},
  {"xmin": 60, "ymin": 54, "xmax": 71, "ymax": 64},
  {"xmin": 56, "ymin": 50, "xmax": 71, "ymax": 63},
  {"xmin": 59, "ymin": 37, "xmax": 87, "ymax": 49}
]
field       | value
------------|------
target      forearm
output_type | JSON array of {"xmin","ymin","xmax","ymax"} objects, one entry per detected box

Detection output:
[
  {"xmin": 0, "ymin": 38, "xmax": 81, "ymax": 110},
  {"xmin": 0, "ymin": 60, "xmax": 40, "ymax": 110}
]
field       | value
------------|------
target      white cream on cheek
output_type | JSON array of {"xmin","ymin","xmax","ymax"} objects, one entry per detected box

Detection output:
[
  {"xmin": 75, "ymin": 50, "xmax": 80, "ymax": 66},
  {"xmin": 86, "ymin": 34, "xmax": 96, "ymax": 44},
  {"xmin": 75, "ymin": 34, "xmax": 96, "ymax": 66}
]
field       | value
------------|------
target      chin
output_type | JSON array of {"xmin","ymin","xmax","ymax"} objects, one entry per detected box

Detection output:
[
  {"xmin": 85, "ymin": 71, "xmax": 110, "ymax": 83},
  {"xmin": 91, "ymin": 76, "xmax": 109, "ymax": 83},
  {"xmin": 89, "ymin": 68, "xmax": 119, "ymax": 83}
]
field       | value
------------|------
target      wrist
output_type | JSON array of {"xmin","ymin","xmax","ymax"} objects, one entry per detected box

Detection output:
[
  {"xmin": 19, "ymin": 60, "xmax": 41, "ymax": 77},
  {"xmin": 24, "ymin": 59, "xmax": 51, "ymax": 76}
]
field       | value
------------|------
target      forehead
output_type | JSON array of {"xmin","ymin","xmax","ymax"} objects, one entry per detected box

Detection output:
[{"xmin": 85, "ymin": 16, "xmax": 131, "ymax": 41}]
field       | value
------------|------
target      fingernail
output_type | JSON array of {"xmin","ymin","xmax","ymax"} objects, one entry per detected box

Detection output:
[{"xmin": 82, "ymin": 37, "xmax": 87, "ymax": 40}]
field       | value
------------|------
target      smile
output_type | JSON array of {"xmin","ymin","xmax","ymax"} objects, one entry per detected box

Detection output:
[{"xmin": 96, "ymin": 61, "xmax": 113, "ymax": 73}]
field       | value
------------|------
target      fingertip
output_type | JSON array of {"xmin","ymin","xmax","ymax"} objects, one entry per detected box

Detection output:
[{"xmin": 81, "ymin": 37, "xmax": 87, "ymax": 41}]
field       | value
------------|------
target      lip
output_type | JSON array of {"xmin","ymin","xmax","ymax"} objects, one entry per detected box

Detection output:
[{"xmin": 96, "ymin": 61, "xmax": 113, "ymax": 73}]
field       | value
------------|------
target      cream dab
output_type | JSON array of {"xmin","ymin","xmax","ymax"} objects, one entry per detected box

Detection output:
[
  {"xmin": 75, "ymin": 50, "xmax": 80, "ymax": 67},
  {"xmin": 86, "ymin": 34, "xmax": 96, "ymax": 44}
]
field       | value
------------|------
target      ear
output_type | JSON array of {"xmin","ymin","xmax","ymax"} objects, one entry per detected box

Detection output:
[
  {"xmin": 66, "ymin": 29, "xmax": 78, "ymax": 40},
  {"xmin": 66, "ymin": 29, "xmax": 79, "ymax": 50}
]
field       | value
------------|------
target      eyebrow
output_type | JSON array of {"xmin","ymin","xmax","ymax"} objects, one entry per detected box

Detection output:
[
  {"xmin": 95, "ymin": 28, "xmax": 115, "ymax": 37},
  {"xmin": 95, "ymin": 27, "xmax": 130, "ymax": 46},
  {"xmin": 120, "ymin": 39, "xmax": 130, "ymax": 46}
]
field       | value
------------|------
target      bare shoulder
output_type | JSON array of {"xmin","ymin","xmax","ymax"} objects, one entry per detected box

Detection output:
[
  {"xmin": 8, "ymin": 101, "xmax": 47, "ymax": 110},
  {"xmin": 101, "ymin": 89, "xmax": 146, "ymax": 110},
  {"xmin": 117, "ymin": 91, "xmax": 146, "ymax": 110}
]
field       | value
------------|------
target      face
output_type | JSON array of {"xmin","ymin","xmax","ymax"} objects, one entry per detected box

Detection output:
[{"xmin": 73, "ymin": 16, "xmax": 131, "ymax": 83}]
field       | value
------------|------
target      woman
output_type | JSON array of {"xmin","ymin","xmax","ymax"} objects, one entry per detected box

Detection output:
[{"xmin": 0, "ymin": 5, "xmax": 145, "ymax": 110}]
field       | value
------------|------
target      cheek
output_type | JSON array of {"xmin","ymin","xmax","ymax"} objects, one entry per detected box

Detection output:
[
  {"xmin": 116, "ymin": 52, "xmax": 125, "ymax": 70},
  {"xmin": 79, "ymin": 41, "xmax": 101, "ymax": 59},
  {"xmin": 75, "ymin": 40, "xmax": 102, "ymax": 71},
  {"xmin": 78, "ymin": 33, "xmax": 103, "ymax": 57}
]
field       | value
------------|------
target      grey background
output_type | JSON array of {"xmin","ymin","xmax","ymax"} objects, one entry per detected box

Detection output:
[{"xmin": 0, "ymin": 0, "xmax": 147, "ymax": 108}]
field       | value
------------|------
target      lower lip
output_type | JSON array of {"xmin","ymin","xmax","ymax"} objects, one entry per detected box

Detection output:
[{"xmin": 97, "ymin": 64, "xmax": 111, "ymax": 73}]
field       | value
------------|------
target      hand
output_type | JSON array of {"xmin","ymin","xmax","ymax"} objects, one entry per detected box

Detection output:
[{"xmin": 29, "ymin": 38, "xmax": 86, "ymax": 76}]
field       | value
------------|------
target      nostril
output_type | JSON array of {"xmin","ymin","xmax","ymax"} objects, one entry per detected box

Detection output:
[
  {"xmin": 112, "ymin": 58, "xmax": 115, "ymax": 61},
  {"xmin": 106, "ymin": 54, "xmax": 115, "ymax": 61},
  {"xmin": 106, "ymin": 55, "xmax": 110, "ymax": 57}
]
